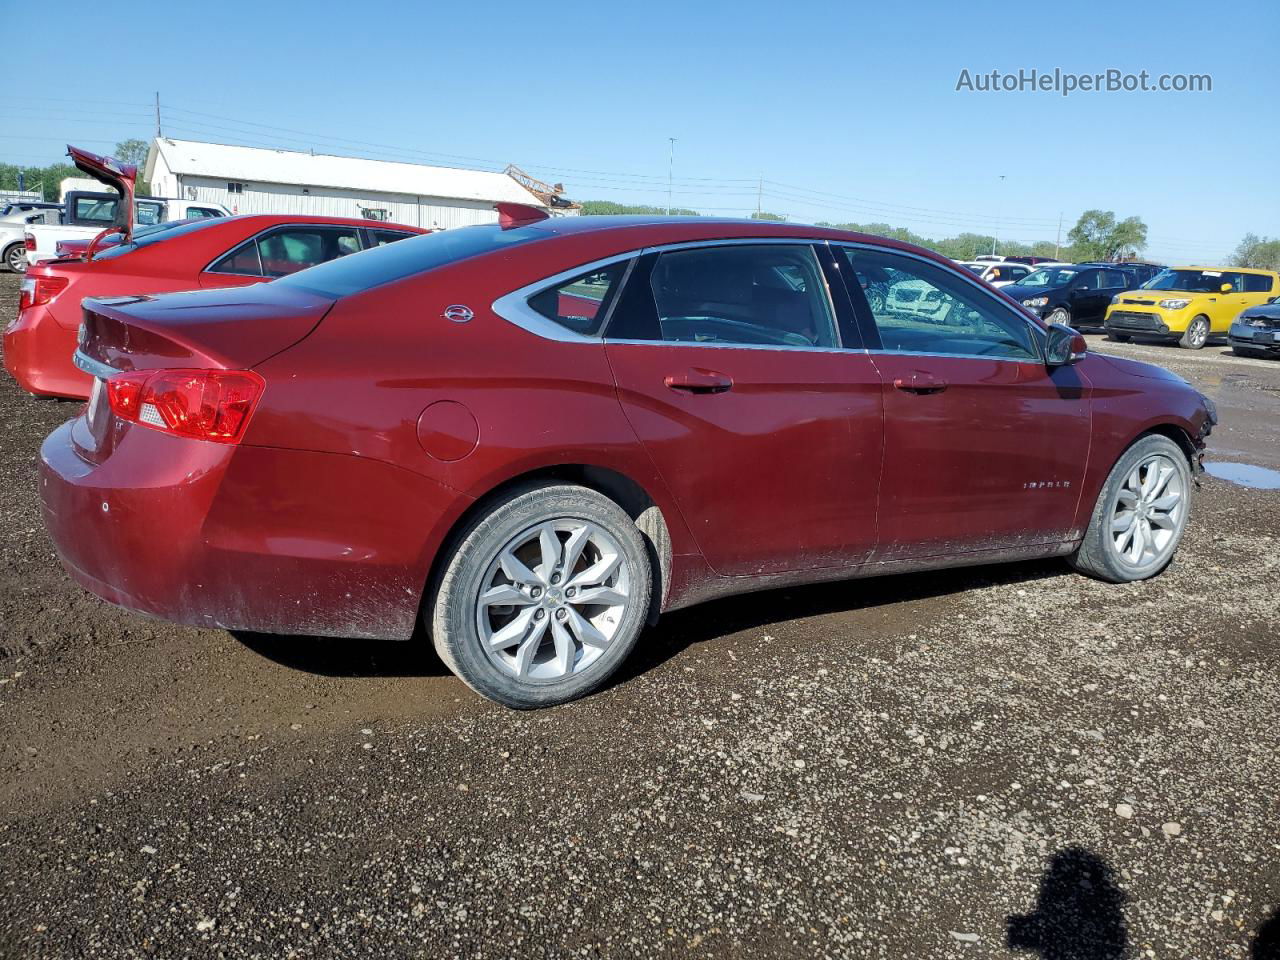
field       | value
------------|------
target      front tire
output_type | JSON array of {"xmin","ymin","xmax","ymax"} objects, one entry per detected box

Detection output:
[
  {"xmin": 3, "ymin": 243, "xmax": 26, "ymax": 274},
  {"xmin": 1179, "ymin": 316, "xmax": 1210, "ymax": 350},
  {"xmin": 1106, "ymin": 331, "xmax": 1131, "ymax": 343},
  {"xmin": 430, "ymin": 483, "xmax": 652, "ymax": 709},
  {"xmin": 1069, "ymin": 434, "xmax": 1191, "ymax": 583}
]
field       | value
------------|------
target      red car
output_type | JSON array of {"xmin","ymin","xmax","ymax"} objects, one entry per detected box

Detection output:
[
  {"xmin": 5, "ymin": 214, "xmax": 426, "ymax": 398},
  {"xmin": 37, "ymin": 206, "xmax": 1216, "ymax": 708}
]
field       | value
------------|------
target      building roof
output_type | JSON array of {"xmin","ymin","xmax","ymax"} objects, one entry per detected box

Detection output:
[{"xmin": 145, "ymin": 138, "xmax": 546, "ymax": 207}]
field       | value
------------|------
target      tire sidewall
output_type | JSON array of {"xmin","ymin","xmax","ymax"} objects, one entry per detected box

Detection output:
[
  {"xmin": 1181, "ymin": 316, "xmax": 1209, "ymax": 349},
  {"xmin": 431, "ymin": 484, "xmax": 652, "ymax": 709},
  {"xmin": 1090, "ymin": 435, "xmax": 1192, "ymax": 581},
  {"xmin": 1047, "ymin": 307, "xmax": 1070, "ymax": 325},
  {"xmin": 4, "ymin": 244, "xmax": 26, "ymax": 273}
]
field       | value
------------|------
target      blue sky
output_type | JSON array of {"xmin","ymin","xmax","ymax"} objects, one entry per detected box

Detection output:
[{"xmin": 5, "ymin": 0, "xmax": 1277, "ymax": 263}]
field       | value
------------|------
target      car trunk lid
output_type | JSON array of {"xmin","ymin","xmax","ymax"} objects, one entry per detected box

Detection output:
[{"xmin": 66, "ymin": 145, "xmax": 137, "ymax": 244}]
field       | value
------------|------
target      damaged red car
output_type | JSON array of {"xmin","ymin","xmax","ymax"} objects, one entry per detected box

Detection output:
[
  {"xmin": 38, "ymin": 207, "xmax": 1216, "ymax": 708},
  {"xmin": 4, "ymin": 146, "xmax": 425, "ymax": 398}
]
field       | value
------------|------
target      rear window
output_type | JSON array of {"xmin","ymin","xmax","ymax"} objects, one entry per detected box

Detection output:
[
  {"xmin": 274, "ymin": 223, "xmax": 543, "ymax": 297},
  {"xmin": 90, "ymin": 217, "xmax": 225, "ymax": 261}
]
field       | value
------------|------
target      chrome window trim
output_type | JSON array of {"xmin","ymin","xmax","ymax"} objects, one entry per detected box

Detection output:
[
  {"xmin": 865, "ymin": 349, "xmax": 1044, "ymax": 365},
  {"xmin": 491, "ymin": 251, "xmax": 638, "ymax": 344},
  {"xmin": 493, "ymin": 237, "xmax": 845, "ymax": 350},
  {"xmin": 73, "ymin": 349, "xmax": 116, "ymax": 379},
  {"xmin": 832, "ymin": 240, "xmax": 1047, "ymax": 363}
]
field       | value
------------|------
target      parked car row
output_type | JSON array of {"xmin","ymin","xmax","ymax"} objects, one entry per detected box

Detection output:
[{"xmin": 1, "ymin": 146, "xmax": 1222, "ymax": 709}]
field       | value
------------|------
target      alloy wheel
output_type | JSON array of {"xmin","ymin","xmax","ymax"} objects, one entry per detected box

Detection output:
[
  {"xmin": 6, "ymin": 246, "xmax": 26, "ymax": 273},
  {"xmin": 1107, "ymin": 453, "xmax": 1186, "ymax": 570},
  {"xmin": 1047, "ymin": 308, "xmax": 1069, "ymax": 325},
  {"xmin": 1187, "ymin": 318, "xmax": 1208, "ymax": 348},
  {"xmin": 475, "ymin": 519, "xmax": 631, "ymax": 684}
]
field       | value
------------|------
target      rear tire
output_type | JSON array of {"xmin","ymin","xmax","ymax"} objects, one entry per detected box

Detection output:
[
  {"xmin": 1069, "ymin": 434, "xmax": 1192, "ymax": 583},
  {"xmin": 3, "ymin": 243, "xmax": 26, "ymax": 274},
  {"xmin": 430, "ymin": 483, "xmax": 652, "ymax": 709},
  {"xmin": 1179, "ymin": 316, "xmax": 1210, "ymax": 350}
]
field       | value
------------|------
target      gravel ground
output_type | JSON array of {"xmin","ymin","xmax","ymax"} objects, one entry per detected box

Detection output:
[{"xmin": 1, "ymin": 271, "xmax": 1277, "ymax": 960}]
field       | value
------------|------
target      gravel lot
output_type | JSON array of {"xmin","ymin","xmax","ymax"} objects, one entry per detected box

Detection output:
[{"xmin": 1, "ymin": 270, "xmax": 1277, "ymax": 959}]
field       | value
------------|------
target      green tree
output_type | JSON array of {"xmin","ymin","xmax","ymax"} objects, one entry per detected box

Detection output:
[
  {"xmin": 749, "ymin": 211, "xmax": 787, "ymax": 222},
  {"xmin": 1230, "ymin": 233, "xmax": 1280, "ymax": 272},
  {"xmin": 1066, "ymin": 210, "xmax": 1148, "ymax": 261},
  {"xmin": 114, "ymin": 139, "xmax": 152, "ymax": 195},
  {"xmin": 578, "ymin": 200, "xmax": 700, "ymax": 217}
]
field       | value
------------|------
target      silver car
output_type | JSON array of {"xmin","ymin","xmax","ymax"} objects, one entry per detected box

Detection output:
[{"xmin": 1229, "ymin": 298, "xmax": 1280, "ymax": 359}]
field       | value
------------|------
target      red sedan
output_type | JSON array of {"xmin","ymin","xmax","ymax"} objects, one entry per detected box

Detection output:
[
  {"xmin": 4, "ymin": 214, "xmax": 426, "ymax": 398},
  {"xmin": 37, "ymin": 206, "xmax": 1215, "ymax": 708}
]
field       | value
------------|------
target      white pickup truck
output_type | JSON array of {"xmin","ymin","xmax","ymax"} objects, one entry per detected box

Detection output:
[
  {"xmin": 20, "ymin": 147, "xmax": 228, "ymax": 269},
  {"xmin": 1, "ymin": 206, "xmax": 61, "ymax": 272}
]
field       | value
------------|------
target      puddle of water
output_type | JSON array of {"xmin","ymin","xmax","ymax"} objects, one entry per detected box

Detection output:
[{"xmin": 1204, "ymin": 461, "xmax": 1280, "ymax": 490}]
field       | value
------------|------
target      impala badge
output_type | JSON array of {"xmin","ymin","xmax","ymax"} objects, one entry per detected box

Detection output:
[{"xmin": 443, "ymin": 304, "xmax": 474, "ymax": 324}]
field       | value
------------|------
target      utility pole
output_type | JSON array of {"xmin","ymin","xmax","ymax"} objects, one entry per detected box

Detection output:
[
  {"xmin": 992, "ymin": 174, "xmax": 1006, "ymax": 256},
  {"xmin": 155, "ymin": 92, "xmax": 162, "ymax": 138},
  {"xmin": 1055, "ymin": 212, "xmax": 1062, "ymax": 260},
  {"xmin": 756, "ymin": 176, "xmax": 763, "ymax": 219},
  {"xmin": 666, "ymin": 137, "xmax": 676, "ymax": 216}
]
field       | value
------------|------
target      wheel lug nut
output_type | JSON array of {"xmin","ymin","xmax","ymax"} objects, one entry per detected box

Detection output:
[
  {"xmin": 551, "ymin": 573, "xmax": 562, "ymax": 585},
  {"xmin": 565, "ymin": 587, "xmax": 576, "ymax": 598},
  {"xmin": 534, "ymin": 609, "xmax": 545, "ymax": 620},
  {"xmin": 530, "ymin": 587, "xmax": 541, "ymax": 598},
  {"xmin": 555, "ymin": 608, "xmax": 567, "ymax": 620}
]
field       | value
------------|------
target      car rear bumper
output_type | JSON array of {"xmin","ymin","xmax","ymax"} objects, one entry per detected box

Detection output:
[
  {"xmin": 3, "ymin": 304, "xmax": 90, "ymax": 398},
  {"xmin": 40, "ymin": 418, "xmax": 468, "ymax": 640}
]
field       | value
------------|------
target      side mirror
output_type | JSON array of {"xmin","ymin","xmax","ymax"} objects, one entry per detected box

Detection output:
[
  {"xmin": 1045, "ymin": 322, "xmax": 1087, "ymax": 367},
  {"xmin": 1220, "ymin": 283, "xmax": 1233, "ymax": 294}
]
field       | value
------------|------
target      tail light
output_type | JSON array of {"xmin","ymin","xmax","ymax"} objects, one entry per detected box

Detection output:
[
  {"xmin": 24, "ymin": 232, "xmax": 35, "ymax": 251},
  {"xmin": 18, "ymin": 276, "xmax": 68, "ymax": 311},
  {"xmin": 105, "ymin": 369, "xmax": 265, "ymax": 444}
]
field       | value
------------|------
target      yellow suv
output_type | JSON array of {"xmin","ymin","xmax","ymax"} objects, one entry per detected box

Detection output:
[{"xmin": 1104, "ymin": 266, "xmax": 1280, "ymax": 349}]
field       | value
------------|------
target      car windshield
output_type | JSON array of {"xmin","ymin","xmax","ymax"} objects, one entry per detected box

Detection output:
[
  {"xmin": 1019, "ymin": 268, "xmax": 1077, "ymax": 287},
  {"xmin": 1142, "ymin": 269, "xmax": 1226, "ymax": 292},
  {"xmin": 274, "ymin": 223, "xmax": 543, "ymax": 297},
  {"xmin": 962, "ymin": 264, "xmax": 984, "ymax": 274},
  {"xmin": 90, "ymin": 218, "xmax": 225, "ymax": 261}
]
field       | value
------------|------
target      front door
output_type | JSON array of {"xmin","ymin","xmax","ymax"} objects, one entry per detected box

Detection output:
[
  {"xmin": 604, "ymin": 242, "xmax": 883, "ymax": 576},
  {"xmin": 835, "ymin": 244, "xmax": 1091, "ymax": 561}
]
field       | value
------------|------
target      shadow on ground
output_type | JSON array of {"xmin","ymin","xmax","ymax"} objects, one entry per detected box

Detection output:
[
  {"xmin": 1007, "ymin": 846, "xmax": 1128, "ymax": 960},
  {"xmin": 233, "ymin": 558, "xmax": 1069, "ymax": 684},
  {"xmin": 1254, "ymin": 906, "xmax": 1280, "ymax": 960}
]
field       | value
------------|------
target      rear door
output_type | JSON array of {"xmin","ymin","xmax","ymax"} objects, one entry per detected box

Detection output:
[
  {"xmin": 603, "ymin": 241, "xmax": 884, "ymax": 576},
  {"xmin": 1066, "ymin": 269, "xmax": 1109, "ymax": 325},
  {"xmin": 835, "ymin": 244, "xmax": 1091, "ymax": 561}
]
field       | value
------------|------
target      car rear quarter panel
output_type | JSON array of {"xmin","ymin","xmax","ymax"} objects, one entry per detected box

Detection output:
[{"xmin": 245, "ymin": 245, "xmax": 704, "ymax": 603}]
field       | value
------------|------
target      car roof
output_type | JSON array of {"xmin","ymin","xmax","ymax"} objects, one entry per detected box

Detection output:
[
  {"xmin": 215, "ymin": 213, "xmax": 425, "ymax": 231},
  {"xmin": 1172, "ymin": 265, "xmax": 1276, "ymax": 275}
]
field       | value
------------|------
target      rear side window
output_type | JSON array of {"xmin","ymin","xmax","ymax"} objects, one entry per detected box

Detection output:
[
  {"xmin": 367, "ymin": 228, "xmax": 415, "ymax": 247},
  {"xmin": 1243, "ymin": 273, "xmax": 1275, "ymax": 293},
  {"xmin": 136, "ymin": 201, "xmax": 165, "ymax": 226},
  {"xmin": 528, "ymin": 262, "xmax": 628, "ymax": 335},
  {"xmin": 186, "ymin": 206, "xmax": 223, "ymax": 219},
  {"xmin": 275, "ymin": 223, "xmax": 542, "ymax": 297},
  {"xmin": 1103, "ymin": 270, "xmax": 1130, "ymax": 288},
  {"xmin": 641, "ymin": 244, "xmax": 838, "ymax": 348}
]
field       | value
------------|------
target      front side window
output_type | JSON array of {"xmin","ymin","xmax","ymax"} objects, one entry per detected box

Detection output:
[
  {"xmin": 1020, "ymin": 268, "xmax": 1077, "ymax": 288},
  {"xmin": 841, "ymin": 247, "xmax": 1039, "ymax": 361},
  {"xmin": 529, "ymin": 262, "xmax": 628, "ymax": 335},
  {"xmin": 643, "ymin": 244, "xmax": 838, "ymax": 348}
]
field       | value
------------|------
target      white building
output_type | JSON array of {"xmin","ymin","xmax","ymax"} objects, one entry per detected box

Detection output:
[{"xmin": 143, "ymin": 138, "xmax": 570, "ymax": 230}]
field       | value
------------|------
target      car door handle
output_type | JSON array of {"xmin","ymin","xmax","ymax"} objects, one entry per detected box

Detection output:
[
  {"xmin": 664, "ymin": 369, "xmax": 733, "ymax": 394},
  {"xmin": 893, "ymin": 373, "xmax": 948, "ymax": 395}
]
